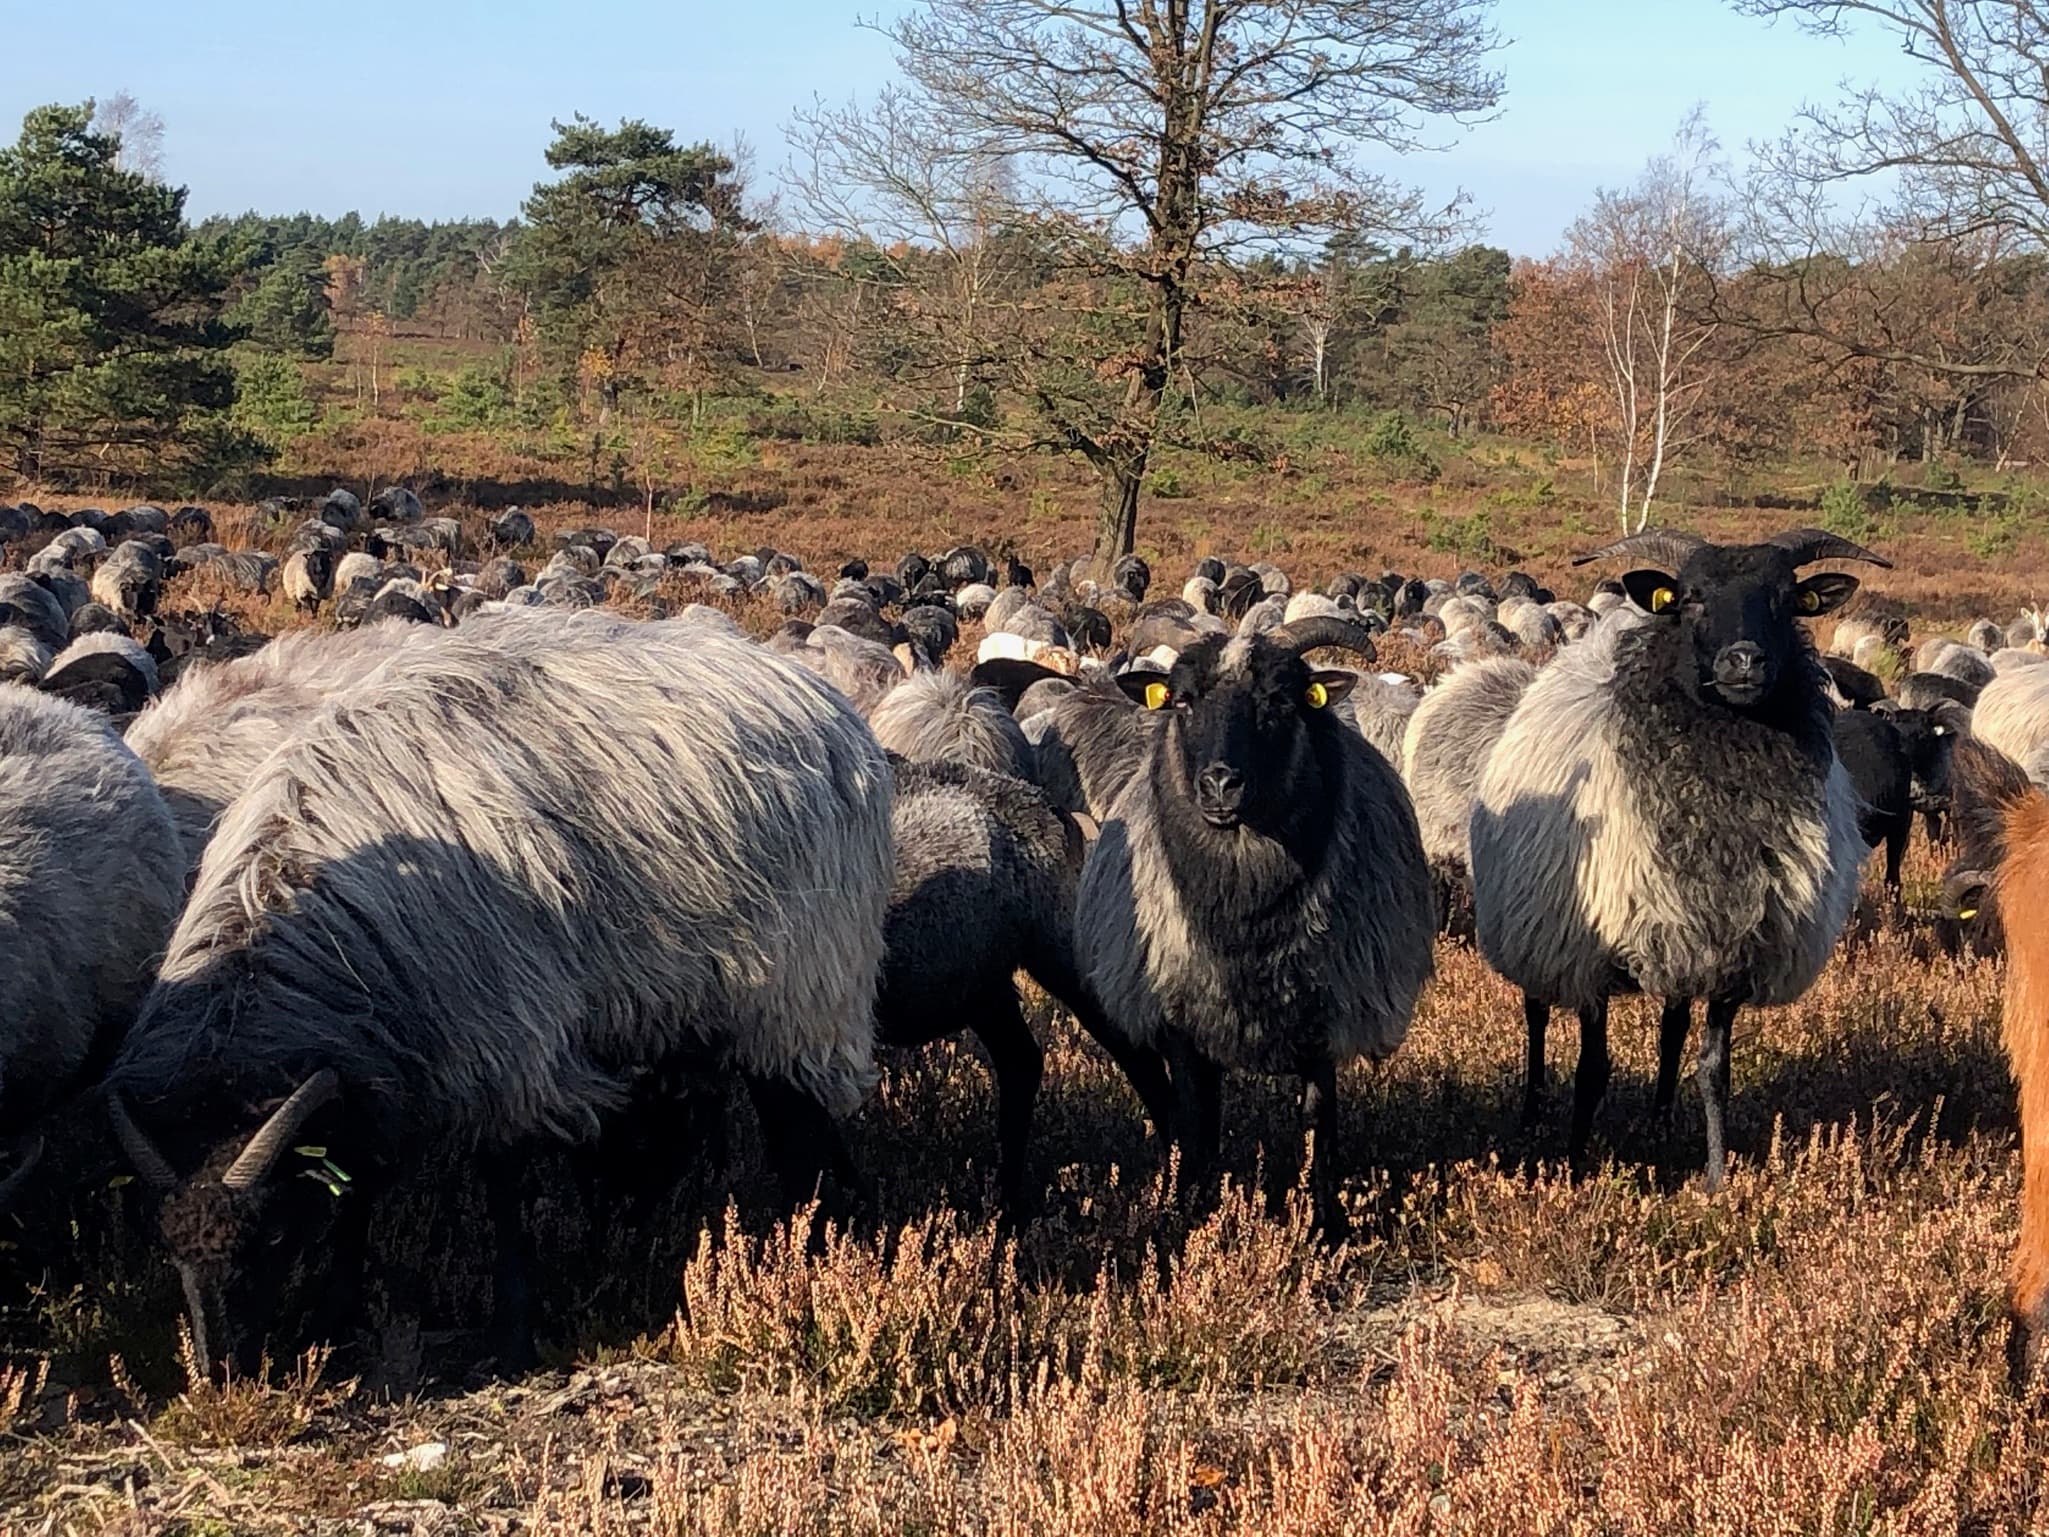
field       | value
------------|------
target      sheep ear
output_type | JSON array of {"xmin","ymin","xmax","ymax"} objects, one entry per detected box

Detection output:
[
  {"xmin": 1795, "ymin": 573, "xmax": 1859, "ymax": 617},
  {"xmin": 1305, "ymin": 670, "xmax": 1356, "ymax": 709},
  {"xmin": 1116, "ymin": 670, "xmax": 1170, "ymax": 707},
  {"xmin": 1619, "ymin": 569, "xmax": 1680, "ymax": 615}
]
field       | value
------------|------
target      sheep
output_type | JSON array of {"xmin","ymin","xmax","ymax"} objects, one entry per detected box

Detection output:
[
  {"xmin": 879, "ymin": 757, "xmax": 1174, "ymax": 1207},
  {"xmin": 124, "ymin": 623, "xmax": 432, "ymax": 877},
  {"xmin": 1831, "ymin": 706, "xmax": 1914, "ymax": 891},
  {"xmin": 39, "ymin": 632, "xmax": 159, "ymax": 716},
  {"xmin": 0, "ymin": 691, "xmax": 183, "ymax": 1205},
  {"xmin": 1898, "ymin": 670, "xmax": 1983, "ymax": 711},
  {"xmin": 1400, "ymin": 657, "xmax": 1537, "ymax": 934},
  {"xmin": 104, "ymin": 610, "xmax": 895, "ymax": 1374},
  {"xmin": 1917, "ymin": 637, "xmax": 1997, "ymax": 691},
  {"xmin": 89, "ymin": 540, "xmax": 165, "ymax": 622},
  {"xmin": 1346, "ymin": 672, "xmax": 1421, "ymax": 768},
  {"xmin": 1970, "ymin": 664, "xmax": 2049, "ymax": 787},
  {"xmin": 1994, "ymin": 647, "xmax": 2049, "ymax": 674},
  {"xmin": 1946, "ymin": 735, "xmax": 2049, "ymax": 1381},
  {"xmin": 1069, "ymin": 617, "xmax": 1434, "ymax": 1229},
  {"xmin": 282, "ymin": 548, "xmax": 335, "ymax": 614},
  {"xmin": 1470, "ymin": 528, "xmax": 1883, "ymax": 1188},
  {"xmin": 869, "ymin": 669, "xmax": 1033, "ymax": 780},
  {"xmin": 773, "ymin": 622, "xmax": 911, "ymax": 716}
]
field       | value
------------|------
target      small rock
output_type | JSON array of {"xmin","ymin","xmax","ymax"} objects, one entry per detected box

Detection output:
[{"xmin": 381, "ymin": 1441, "xmax": 448, "ymax": 1473}]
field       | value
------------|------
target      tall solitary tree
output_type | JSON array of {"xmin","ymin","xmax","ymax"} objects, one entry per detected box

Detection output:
[
  {"xmin": 879, "ymin": 0, "xmax": 1504, "ymax": 573},
  {"xmin": 0, "ymin": 103, "xmax": 244, "ymax": 484}
]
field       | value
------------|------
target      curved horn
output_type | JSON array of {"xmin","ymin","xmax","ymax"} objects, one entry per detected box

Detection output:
[
  {"xmin": 223, "ymin": 1070, "xmax": 341, "ymax": 1191},
  {"xmin": 0, "ymin": 1135, "xmax": 45, "ymax": 1210},
  {"xmin": 1767, "ymin": 527, "xmax": 1894, "ymax": 569},
  {"xmin": 1569, "ymin": 529, "xmax": 1708, "ymax": 568},
  {"xmin": 109, "ymin": 1093, "xmax": 177, "ymax": 1192},
  {"xmin": 1267, "ymin": 615, "xmax": 1379, "ymax": 662}
]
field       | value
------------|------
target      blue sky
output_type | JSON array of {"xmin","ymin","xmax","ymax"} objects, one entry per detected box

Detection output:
[{"xmin": 0, "ymin": 0, "xmax": 1912, "ymax": 254}]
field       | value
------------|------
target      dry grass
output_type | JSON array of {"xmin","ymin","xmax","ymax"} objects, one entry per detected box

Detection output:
[{"xmin": 6, "ymin": 457, "xmax": 2049, "ymax": 1530}]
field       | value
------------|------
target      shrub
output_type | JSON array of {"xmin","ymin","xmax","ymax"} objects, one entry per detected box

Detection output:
[
  {"xmin": 1819, "ymin": 480, "xmax": 1878, "ymax": 542},
  {"xmin": 1363, "ymin": 411, "xmax": 1441, "ymax": 483},
  {"xmin": 230, "ymin": 352, "xmax": 316, "ymax": 446},
  {"xmin": 429, "ymin": 363, "xmax": 511, "ymax": 432}
]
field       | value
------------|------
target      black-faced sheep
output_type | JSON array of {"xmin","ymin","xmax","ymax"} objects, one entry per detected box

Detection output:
[{"xmin": 1470, "ymin": 528, "xmax": 1882, "ymax": 1189}]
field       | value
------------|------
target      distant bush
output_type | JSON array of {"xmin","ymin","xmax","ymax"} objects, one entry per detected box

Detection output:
[
  {"xmin": 1819, "ymin": 480, "xmax": 1878, "ymax": 542},
  {"xmin": 1147, "ymin": 465, "xmax": 1190, "ymax": 498},
  {"xmin": 429, "ymin": 363, "xmax": 511, "ymax": 432},
  {"xmin": 231, "ymin": 352, "xmax": 316, "ymax": 446},
  {"xmin": 748, "ymin": 398, "xmax": 881, "ymax": 446},
  {"xmin": 1363, "ymin": 411, "xmax": 1440, "ymax": 482}
]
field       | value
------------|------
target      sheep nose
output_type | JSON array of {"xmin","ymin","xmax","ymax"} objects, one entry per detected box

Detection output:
[
  {"xmin": 1715, "ymin": 643, "xmax": 1766, "ymax": 679},
  {"xmin": 1197, "ymin": 764, "xmax": 1245, "ymax": 807}
]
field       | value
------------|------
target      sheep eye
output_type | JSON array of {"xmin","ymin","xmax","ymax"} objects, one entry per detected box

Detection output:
[
  {"xmin": 1143, "ymin": 681, "xmax": 1170, "ymax": 710},
  {"xmin": 1650, "ymin": 587, "xmax": 1677, "ymax": 614},
  {"xmin": 1304, "ymin": 681, "xmax": 1329, "ymax": 709}
]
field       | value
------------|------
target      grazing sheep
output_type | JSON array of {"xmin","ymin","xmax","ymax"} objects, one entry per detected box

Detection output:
[
  {"xmin": 282, "ymin": 548, "xmax": 335, "ymax": 615},
  {"xmin": 1346, "ymin": 672, "xmax": 1421, "ymax": 768},
  {"xmin": 1401, "ymin": 657, "xmax": 1537, "ymax": 932},
  {"xmin": 879, "ymin": 758, "xmax": 1174, "ymax": 1206},
  {"xmin": 1471, "ymin": 529, "xmax": 1881, "ymax": 1187},
  {"xmin": 1947, "ymin": 736, "xmax": 2049, "ymax": 1381},
  {"xmin": 0, "ymin": 691, "xmax": 182, "ymax": 1204},
  {"xmin": 869, "ymin": 670, "xmax": 1033, "ymax": 780},
  {"xmin": 1918, "ymin": 637, "xmax": 1997, "ymax": 691},
  {"xmin": 1070, "ymin": 618, "xmax": 1434, "ymax": 1227},
  {"xmin": 1898, "ymin": 670, "xmax": 1983, "ymax": 711},
  {"xmin": 89, "ymin": 540, "xmax": 165, "ymax": 622},
  {"xmin": 105, "ymin": 611, "xmax": 894, "ymax": 1374}
]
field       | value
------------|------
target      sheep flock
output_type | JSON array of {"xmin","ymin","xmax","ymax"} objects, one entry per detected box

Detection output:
[{"xmin": 4, "ymin": 486, "xmax": 2049, "ymax": 1386}]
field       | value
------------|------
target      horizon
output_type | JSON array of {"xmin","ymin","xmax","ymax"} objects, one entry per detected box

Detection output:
[{"xmin": 2, "ymin": 0, "xmax": 1915, "ymax": 258}]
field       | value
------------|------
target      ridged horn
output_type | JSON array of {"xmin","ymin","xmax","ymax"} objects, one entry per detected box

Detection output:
[
  {"xmin": 109, "ymin": 1093, "xmax": 177, "ymax": 1191},
  {"xmin": 1767, "ymin": 527, "xmax": 1894, "ymax": 568},
  {"xmin": 223, "ymin": 1070, "xmax": 341, "ymax": 1191},
  {"xmin": 1266, "ymin": 616, "xmax": 1379, "ymax": 661},
  {"xmin": 1569, "ymin": 529, "xmax": 1708, "ymax": 568},
  {"xmin": 0, "ymin": 1135, "xmax": 45, "ymax": 1209}
]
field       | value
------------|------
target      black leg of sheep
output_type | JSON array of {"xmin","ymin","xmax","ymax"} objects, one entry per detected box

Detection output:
[
  {"xmin": 1300, "ymin": 1055, "xmax": 1347, "ymax": 1239},
  {"xmin": 1654, "ymin": 997, "xmax": 1694, "ymax": 1119},
  {"xmin": 1569, "ymin": 1001, "xmax": 1611, "ymax": 1175},
  {"xmin": 966, "ymin": 988, "xmax": 1046, "ymax": 1214},
  {"xmin": 1521, "ymin": 993, "xmax": 1550, "ymax": 1126},
  {"xmin": 741, "ymin": 1074, "xmax": 864, "ymax": 1230},
  {"xmin": 1698, "ymin": 999, "xmax": 1740, "ymax": 1193},
  {"xmin": 484, "ymin": 1146, "xmax": 539, "ymax": 1372},
  {"xmin": 1164, "ymin": 1036, "xmax": 1225, "ymax": 1205}
]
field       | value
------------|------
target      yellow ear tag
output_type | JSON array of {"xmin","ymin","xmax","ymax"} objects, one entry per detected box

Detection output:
[
  {"xmin": 1650, "ymin": 587, "xmax": 1676, "ymax": 613},
  {"xmin": 1958, "ymin": 908, "xmax": 1979, "ymax": 921},
  {"xmin": 1143, "ymin": 681, "xmax": 1170, "ymax": 710},
  {"xmin": 1800, "ymin": 588, "xmax": 1822, "ymax": 614},
  {"xmin": 1305, "ymin": 681, "xmax": 1329, "ymax": 709}
]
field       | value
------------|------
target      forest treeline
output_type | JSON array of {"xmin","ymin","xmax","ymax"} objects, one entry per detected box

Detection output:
[{"xmin": 5, "ymin": 0, "xmax": 2049, "ymax": 562}]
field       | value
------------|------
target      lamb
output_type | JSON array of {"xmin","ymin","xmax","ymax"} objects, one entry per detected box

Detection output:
[
  {"xmin": 1946, "ymin": 736, "xmax": 2049, "ymax": 1381},
  {"xmin": 1400, "ymin": 657, "xmax": 1537, "ymax": 932},
  {"xmin": 0, "ymin": 691, "xmax": 183, "ymax": 1205},
  {"xmin": 868, "ymin": 669, "xmax": 1034, "ymax": 780},
  {"xmin": 1070, "ymin": 617, "xmax": 1435, "ymax": 1228},
  {"xmin": 1470, "ymin": 528, "xmax": 1881, "ymax": 1188},
  {"xmin": 104, "ymin": 610, "xmax": 895, "ymax": 1374},
  {"xmin": 879, "ymin": 757, "xmax": 1174, "ymax": 1207}
]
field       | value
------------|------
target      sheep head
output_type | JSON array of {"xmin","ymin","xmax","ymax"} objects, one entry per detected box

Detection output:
[
  {"xmin": 1575, "ymin": 528, "xmax": 1890, "ymax": 714},
  {"xmin": 1116, "ymin": 620, "xmax": 1373, "ymax": 833}
]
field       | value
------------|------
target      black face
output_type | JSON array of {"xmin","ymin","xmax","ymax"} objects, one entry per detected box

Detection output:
[
  {"xmin": 1621, "ymin": 546, "xmax": 1858, "ymax": 713},
  {"xmin": 1119, "ymin": 639, "xmax": 1355, "ymax": 831}
]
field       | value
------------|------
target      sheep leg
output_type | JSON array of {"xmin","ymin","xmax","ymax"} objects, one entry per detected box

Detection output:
[
  {"xmin": 484, "ymin": 1146, "xmax": 538, "ymax": 1372},
  {"xmin": 306, "ymin": 1173, "xmax": 376, "ymax": 1360},
  {"xmin": 1164, "ymin": 1035, "xmax": 1224, "ymax": 1200},
  {"xmin": 1653, "ymin": 997, "xmax": 1693, "ymax": 1120},
  {"xmin": 1698, "ymin": 998, "xmax": 1738, "ymax": 1194},
  {"xmin": 1066, "ymin": 998, "xmax": 1178, "ymax": 1149},
  {"xmin": 742, "ymin": 1074, "xmax": 863, "ymax": 1224},
  {"xmin": 1302, "ymin": 1056, "xmax": 1347, "ymax": 1240},
  {"xmin": 1568, "ymin": 999, "xmax": 1611, "ymax": 1175},
  {"xmin": 1884, "ymin": 821, "xmax": 1908, "ymax": 896},
  {"xmin": 1521, "ymin": 993, "xmax": 1549, "ymax": 1126},
  {"xmin": 969, "ymin": 988, "xmax": 1045, "ymax": 1213}
]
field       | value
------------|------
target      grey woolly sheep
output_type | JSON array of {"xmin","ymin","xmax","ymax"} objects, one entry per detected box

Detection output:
[
  {"xmin": 1898, "ymin": 670, "xmax": 1983, "ymax": 711},
  {"xmin": 1345, "ymin": 672, "xmax": 1421, "ymax": 768},
  {"xmin": 1994, "ymin": 648, "xmax": 2049, "ymax": 674},
  {"xmin": 90, "ymin": 540, "xmax": 165, "ymax": 622},
  {"xmin": 1970, "ymin": 618, "xmax": 2007, "ymax": 652},
  {"xmin": 369, "ymin": 486, "xmax": 423, "ymax": 523},
  {"xmin": 105, "ymin": 610, "xmax": 895, "ymax": 1374},
  {"xmin": 1069, "ymin": 618, "xmax": 1433, "ymax": 1228},
  {"xmin": 778, "ymin": 623, "xmax": 910, "ymax": 715},
  {"xmin": 1470, "ymin": 529, "xmax": 1881, "ymax": 1189},
  {"xmin": 1920, "ymin": 638, "xmax": 1997, "ymax": 690},
  {"xmin": 0, "ymin": 631, "xmax": 53, "ymax": 685},
  {"xmin": 869, "ymin": 670, "xmax": 1034, "ymax": 781},
  {"xmin": 124, "ymin": 624, "xmax": 431, "ymax": 877},
  {"xmin": 0, "ymin": 691, "xmax": 182, "ymax": 1204},
  {"xmin": 0, "ymin": 574, "xmax": 70, "ymax": 651},
  {"xmin": 1546, "ymin": 601, "xmax": 1596, "ymax": 641},
  {"xmin": 954, "ymin": 583, "xmax": 997, "ymax": 621},
  {"xmin": 1971, "ymin": 664, "xmax": 2049, "ymax": 787},
  {"xmin": 282, "ymin": 548, "xmax": 335, "ymax": 614},
  {"xmin": 1401, "ymin": 657, "xmax": 1537, "ymax": 931},
  {"xmin": 878, "ymin": 757, "xmax": 1174, "ymax": 1207}
]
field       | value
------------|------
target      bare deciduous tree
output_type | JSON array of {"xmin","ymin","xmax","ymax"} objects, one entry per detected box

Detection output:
[
  {"xmin": 93, "ymin": 92, "xmax": 164, "ymax": 182},
  {"xmin": 1573, "ymin": 108, "xmax": 1724, "ymax": 530},
  {"xmin": 876, "ymin": 0, "xmax": 1504, "ymax": 573}
]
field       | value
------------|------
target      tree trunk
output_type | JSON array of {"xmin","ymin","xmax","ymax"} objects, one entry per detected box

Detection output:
[{"xmin": 1093, "ymin": 456, "xmax": 1144, "ymax": 574}]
